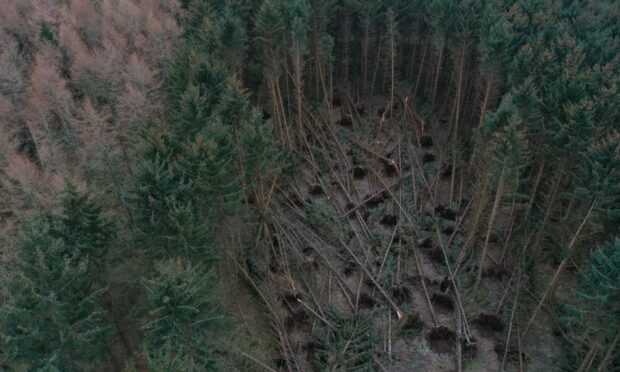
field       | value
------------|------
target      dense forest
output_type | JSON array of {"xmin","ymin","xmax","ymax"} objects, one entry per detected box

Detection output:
[{"xmin": 0, "ymin": 0, "xmax": 618, "ymax": 370}]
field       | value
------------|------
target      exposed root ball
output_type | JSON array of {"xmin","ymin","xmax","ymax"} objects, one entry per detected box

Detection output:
[
  {"xmin": 383, "ymin": 160, "xmax": 398, "ymax": 177},
  {"xmin": 358, "ymin": 292, "xmax": 377, "ymax": 309},
  {"xmin": 401, "ymin": 312, "xmax": 423, "ymax": 331},
  {"xmin": 309, "ymin": 184, "xmax": 324, "ymax": 196},
  {"xmin": 435, "ymin": 205, "xmax": 457, "ymax": 220},
  {"xmin": 420, "ymin": 134, "xmax": 434, "ymax": 148},
  {"xmin": 392, "ymin": 285, "xmax": 411, "ymax": 304},
  {"xmin": 380, "ymin": 214, "xmax": 398, "ymax": 226},
  {"xmin": 427, "ymin": 326, "xmax": 456, "ymax": 354},
  {"xmin": 337, "ymin": 115, "xmax": 353, "ymax": 127},
  {"xmin": 431, "ymin": 292, "xmax": 454, "ymax": 313},
  {"xmin": 422, "ymin": 153, "xmax": 435, "ymax": 163},
  {"xmin": 482, "ymin": 266, "xmax": 508, "ymax": 281},
  {"xmin": 365, "ymin": 193, "xmax": 386, "ymax": 208},
  {"xmin": 353, "ymin": 165, "xmax": 367, "ymax": 179},
  {"xmin": 474, "ymin": 313, "xmax": 504, "ymax": 338}
]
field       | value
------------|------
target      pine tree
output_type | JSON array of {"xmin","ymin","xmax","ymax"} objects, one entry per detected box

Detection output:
[
  {"xmin": 240, "ymin": 109, "xmax": 281, "ymax": 188},
  {"xmin": 55, "ymin": 183, "xmax": 115, "ymax": 272},
  {"xmin": 474, "ymin": 96, "xmax": 528, "ymax": 287},
  {"xmin": 287, "ymin": 0, "xmax": 311, "ymax": 139},
  {"xmin": 180, "ymin": 118, "xmax": 244, "ymax": 216},
  {"xmin": 167, "ymin": 202, "xmax": 216, "ymax": 265},
  {"xmin": 562, "ymin": 237, "xmax": 620, "ymax": 371},
  {"xmin": 0, "ymin": 193, "xmax": 113, "ymax": 370},
  {"xmin": 142, "ymin": 258, "xmax": 228, "ymax": 371},
  {"xmin": 131, "ymin": 153, "xmax": 193, "ymax": 245}
]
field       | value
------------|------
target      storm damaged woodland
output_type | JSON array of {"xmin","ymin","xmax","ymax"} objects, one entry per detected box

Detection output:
[{"xmin": 0, "ymin": 0, "xmax": 618, "ymax": 371}]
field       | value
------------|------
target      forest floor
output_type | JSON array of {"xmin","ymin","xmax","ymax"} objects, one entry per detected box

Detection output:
[{"xmin": 219, "ymin": 92, "xmax": 566, "ymax": 371}]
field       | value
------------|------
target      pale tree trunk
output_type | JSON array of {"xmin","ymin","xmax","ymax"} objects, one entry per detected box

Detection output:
[
  {"xmin": 292, "ymin": 41, "xmax": 304, "ymax": 140},
  {"xmin": 530, "ymin": 165, "xmax": 564, "ymax": 263},
  {"xmin": 597, "ymin": 332, "xmax": 619, "ymax": 372},
  {"xmin": 362, "ymin": 17, "xmax": 370, "ymax": 95},
  {"xmin": 431, "ymin": 40, "xmax": 444, "ymax": 112},
  {"xmin": 476, "ymin": 164, "xmax": 506, "ymax": 289},
  {"xmin": 388, "ymin": 19, "xmax": 396, "ymax": 117},
  {"xmin": 524, "ymin": 199, "xmax": 597, "ymax": 336},
  {"xmin": 450, "ymin": 41, "xmax": 467, "ymax": 207},
  {"xmin": 413, "ymin": 38, "xmax": 428, "ymax": 100},
  {"xmin": 479, "ymin": 68, "xmax": 495, "ymax": 128}
]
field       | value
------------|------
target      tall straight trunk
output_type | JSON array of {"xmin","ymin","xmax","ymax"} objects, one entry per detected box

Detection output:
[
  {"xmin": 388, "ymin": 20, "xmax": 396, "ymax": 117},
  {"xmin": 409, "ymin": 36, "xmax": 418, "ymax": 80},
  {"xmin": 524, "ymin": 160, "xmax": 545, "ymax": 224},
  {"xmin": 431, "ymin": 40, "xmax": 445, "ymax": 112},
  {"xmin": 342, "ymin": 8, "xmax": 350, "ymax": 82},
  {"xmin": 479, "ymin": 68, "xmax": 495, "ymax": 128},
  {"xmin": 362, "ymin": 17, "xmax": 370, "ymax": 96},
  {"xmin": 530, "ymin": 165, "xmax": 564, "ymax": 263},
  {"xmin": 370, "ymin": 38, "xmax": 383, "ymax": 98},
  {"xmin": 292, "ymin": 41, "xmax": 304, "ymax": 140},
  {"xmin": 318, "ymin": 47, "xmax": 331, "ymax": 118},
  {"xmin": 454, "ymin": 176, "xmax": 490, "ymax": 274},
  {"xmin": 524, "ymin": 199, "xmax": 597, "ymax": 336},
  {"xmin": 450, "ymin": 41, "xmax": 467, "ymax": 207},
  {"xmin": 476, "ymin": 164, "xmax": 506, "ymax": 288},
  {"xmin": 413, "ymin": 38, "xmax": 429, "ymax": 100},
  {"xmin": 313, "ymin": 16, "xmax": 321, "ymax": 99},
  {"xmin": 270, "ymin": 75, "xmax": 291, "ymax": 149}
]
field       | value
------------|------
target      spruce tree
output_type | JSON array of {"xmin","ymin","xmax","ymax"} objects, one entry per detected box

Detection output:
[
  {"xmin": 0, "ymin": 188, "xmax": 114, "ymax": 370},
  {"xmin": 180, "ymin": 118, "xmax": 244, "ymax": 216},
  {"xmin": 142, "ymin": 258, "xmax": 227, "ymax": 371},
  {"xmin": 562, "ymin": 238, "xmax": 620, "ymax": 371}
]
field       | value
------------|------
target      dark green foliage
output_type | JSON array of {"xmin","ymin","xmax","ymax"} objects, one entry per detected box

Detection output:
[
  {"xmin": 145, "ymin": 345, "xmax": 196, "ymax": 371},
  {"xmin": 168, "ymin": 202, "xmax": 216, "ymax": 265},
  {"xmin": 56, "ymin": 184, "xmax": 115, "ymax": 268},
  {"xmin": 573, "ymin": 136, "xmax": 620, "ymax": 224},
  {"xmin": 313, "ymin": 310, "xmax": 378, "ymax": 371},
  {"xmin": 191, "ymin": 60, "xmax": 228, "ymax": 118},
  {"xmin": 39, "ymin": 22, "xmax": 58, "ymax": 45},
  {"xmin": 0, "ymin": 187, "xmax": 114, "ymax": 370},
  {"xmin": 562, "ymin": 237, "xmax": 620, "ymax": 370},
  {"xmin": 173, "ymin": 83, "xmax": 211, "ymax": 141},
  {"xmin": 142, "ymin": 258, "xmax": 228, "ymax": 371},
  {"xmin": 132, "ymin": 155, "xmax": 193, "ymax": 237},
  {"xmin": 181, "ymin": 120, "xmax": 244, "ymax": 213},
  {"xmin": 240, "ymin": 110, "xmax": 281, "ymax": 186}
]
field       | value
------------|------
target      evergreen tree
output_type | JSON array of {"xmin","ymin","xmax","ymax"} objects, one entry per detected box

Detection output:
[
  {"xmin": 180, "ymin": 119, "xmax": 244, "ymax": 215},
  {"xmin": 55, "ymin": 183, "xmax": 115, "ymax": 272},
  {"xmin": 142, "ymin": 258, "xmax": 228, "ymax": 371},
  {"xmin": 132, "ymin": 154, "xmax": 193, "ymax": 244},
  {"xmin": 287, "ymin": 0, "xmax": 311, "ymax": 138},
  {"xmin": 473, "ymin": 97, "xmax": 528, "ymax": 287},
  {"xmin": 240, "ymin": 109, "xmax": 282, "ymax": 188},
  {"xmin": 562, "ymin": 237, "xmax": 620, "ymax": 371},
  {"xmin": 0, "ymin": 189, "xmax": 114, "ymax": 370}
]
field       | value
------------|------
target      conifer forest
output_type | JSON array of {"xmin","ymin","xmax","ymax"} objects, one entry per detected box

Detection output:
[{"xmin": 0, "ymin": 0, "xmax": 619, "ymax": 371}]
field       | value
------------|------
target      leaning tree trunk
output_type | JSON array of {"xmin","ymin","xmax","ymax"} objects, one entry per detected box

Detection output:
[
  {"xmin": 475, "ymin": 164, "xmax": 506, "ymax": 289},
  {"xmin": 430, "ymin": 39, "xmax": 445, "ymax": 112},
  {"xmin": 523, "ymin": 198, "xmax": 597, "ymax": 336}
]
